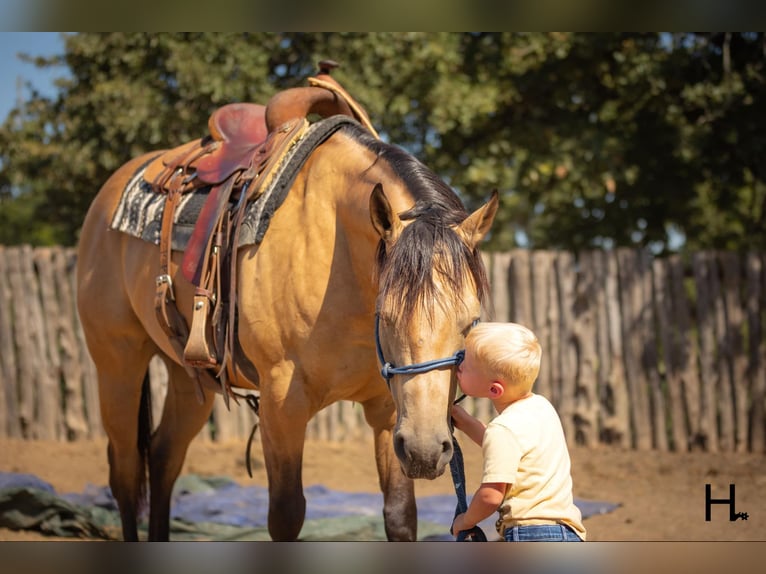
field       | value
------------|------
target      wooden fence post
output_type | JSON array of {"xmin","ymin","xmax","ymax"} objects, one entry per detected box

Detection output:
[
  {"xmin": 746, "ymin": 253, "xmax": 765, "ymax": 453},
  {"xmin": 33, "ymin": 248, "xmax": 66, "ymax": 440},
  {"xmin": 602, "ymin": 250, "xmax": 630, "ymax": 447},
  {"xmin": 573, "ymin": 251, "xmax": 602, "ymax": 447},
  {"xmin": 554, "ymin": 251, "xmax": 577, "ymax": 445},
  {"xmin": 617, "ymin": 249, "xmax": 652, "ymax": 449},
  {"xmin": 641, "ymin": 252, "xmax": 667, "ymax": 452},
  {"xmin": 490, "ymin": 252, "xmax": 512, "ymax": 322},
  {"xmin": 0, "ymin": 247, "xmax": 20, "ymax": 438},
  {"xmin": 719, "ymin": 252, "xmax": 749, "ymax": 453},
  {"xmin": 509, "ymin": 249, "xmax": 532, "ymax": 327},
  {"xmin": 707, "ymin": 252, "xmax": 735, "ymax": 451},
  {"xmin": 1, "ymin": 245, "xmax": 764, "ymax": 453},
  {"xmin": 592, "ymin": 250, "xmax": 612, "ymax": 447},
  {"xmin": 530, "ymin": 250, "xmax": 553, "ymax": 403},
  {"xmin": 52, "ymin": 247, "xmax": 89, "ymax": 440},
  {"xmin": 653, "ymin": 257, "xmax": 687, "ymax": 452},
  {"xmin": 71, "ymin": 249, "xmax": 103, "ymax": 439},
  {"xmin": 693, "ymin": 252, "xmax": 719, "ymax": 452}
]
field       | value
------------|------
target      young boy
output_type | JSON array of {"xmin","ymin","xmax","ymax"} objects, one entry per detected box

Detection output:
[{"xmin": 450, "ymin": 322, "xmax": 586, "ymax": 542}]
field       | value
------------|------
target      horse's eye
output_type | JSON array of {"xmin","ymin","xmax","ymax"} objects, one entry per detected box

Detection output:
[{"xmin": 462, "ymin": 318, "xmax": 480, "ymax": 337}]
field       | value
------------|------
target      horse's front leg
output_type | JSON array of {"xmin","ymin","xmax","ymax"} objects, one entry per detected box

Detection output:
[
  {"xmin": 259, "ymin": 367, "xmax": 310, "ymax": 541},
  {"xmin": 363, "ymin": 394, "xmax": 417, "ymax": 541}
]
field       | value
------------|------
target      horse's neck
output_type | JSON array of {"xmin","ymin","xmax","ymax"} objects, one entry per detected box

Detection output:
[{"xmin": 313, "ymin": 134, "xmax": 414, "ymax": 307}]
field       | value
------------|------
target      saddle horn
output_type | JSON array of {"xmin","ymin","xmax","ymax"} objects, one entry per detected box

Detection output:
[{"xmin": 265, "ymin": 60, "xmax": 379, "ymax": 138}]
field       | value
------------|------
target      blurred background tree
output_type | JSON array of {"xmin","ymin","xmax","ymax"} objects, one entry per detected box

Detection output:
[{"xmin": 1, "ymin": 32, "xmax": 764, "ymax": 253}]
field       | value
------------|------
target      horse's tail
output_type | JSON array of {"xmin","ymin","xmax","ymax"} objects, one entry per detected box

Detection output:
[{"xmin": 136, "ymin": 371, "xmax": 153, "ymax": 511}]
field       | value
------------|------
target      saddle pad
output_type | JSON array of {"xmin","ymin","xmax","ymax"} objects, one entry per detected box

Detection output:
[{"xmin": 109, "ymin": 115, "xmax": 361, "ymax": 251}]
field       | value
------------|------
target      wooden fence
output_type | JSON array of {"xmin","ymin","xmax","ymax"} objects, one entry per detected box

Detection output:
[{"xmin": 0, "ymin": 245, "xmax": 764, "ymax": 452}]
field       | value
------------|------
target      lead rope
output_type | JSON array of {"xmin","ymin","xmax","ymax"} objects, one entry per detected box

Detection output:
[{"xmin": 450, "ymin": 394, "xmax": 487, "ymax": 542}]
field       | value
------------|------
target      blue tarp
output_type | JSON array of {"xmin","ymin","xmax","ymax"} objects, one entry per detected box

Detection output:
[{"xmin": 0, "ymin": 472, "xmax": 619, "ymax": 541}]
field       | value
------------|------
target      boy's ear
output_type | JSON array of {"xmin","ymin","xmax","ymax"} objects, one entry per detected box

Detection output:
[{"xmin": 489, "ymin": 381, "xmax": 504, "ymax": 398}]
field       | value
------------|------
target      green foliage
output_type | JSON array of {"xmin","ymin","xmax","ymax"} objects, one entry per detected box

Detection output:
[{"xmin": 1, "ymin": 32, "xmax": 765, "ymax": 253}]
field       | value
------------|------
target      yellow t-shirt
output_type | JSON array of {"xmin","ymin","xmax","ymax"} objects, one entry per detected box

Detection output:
[{"xmin": 481, "ymin": 393, "xmax": 586, "ymax": 540}]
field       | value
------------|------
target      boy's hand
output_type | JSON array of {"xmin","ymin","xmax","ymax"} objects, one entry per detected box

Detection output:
[
  {"xmin": 450, "ymin": 512, "xmax": 473, "ymax": 538},
  {"xmin": 451, "ymin": 404, "xmax": 487, "ymax": 446},
  {"xmin": 450, "ymin": 404, "xmax": 470, "ymax": 431}
]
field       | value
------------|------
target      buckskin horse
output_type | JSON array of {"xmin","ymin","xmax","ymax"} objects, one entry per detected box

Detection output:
[{"xmin": 76, "ymin": 64, "xmax": 498, "ymax": 541}]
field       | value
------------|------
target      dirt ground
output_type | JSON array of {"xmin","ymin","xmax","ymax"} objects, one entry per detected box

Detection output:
[{"xmin": 1, "ymin": 434, "xmax": 764, "ymax": 542}]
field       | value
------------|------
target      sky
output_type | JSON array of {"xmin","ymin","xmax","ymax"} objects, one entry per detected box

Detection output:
[{"xmin": 0, "ymin": 32, "xmax": 65, "ymax": 121}]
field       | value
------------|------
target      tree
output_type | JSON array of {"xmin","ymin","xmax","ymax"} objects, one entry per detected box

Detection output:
[{"xmin": 1, "ymin": 32, "xmax": 765, "ymax": 252}]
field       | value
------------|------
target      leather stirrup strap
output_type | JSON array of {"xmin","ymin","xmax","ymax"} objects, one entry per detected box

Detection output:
[
  {"xmin": 221, "ymin": 118, "xmax": 309, "ymax": 387},
  {"xmin": 154, "ymin": 173, "xmax": 183, "ymax": 340},
  {"xmin": 153, "ymin": 171, "xmax": 213, "ymax": 404}
]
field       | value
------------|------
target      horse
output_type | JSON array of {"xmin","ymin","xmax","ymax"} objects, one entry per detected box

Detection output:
[{"xmin": 75, "ymin": 71, "xmax": 498, "ymax": 541}]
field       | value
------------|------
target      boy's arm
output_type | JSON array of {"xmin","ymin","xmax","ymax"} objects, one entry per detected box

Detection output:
[
  {"xmin": 451, "ymin": 404, "xmax": 487, "ymax": 446},
  {"xmin": 451, "ymin": 482, "xmax": 505, "ymax": 534}
]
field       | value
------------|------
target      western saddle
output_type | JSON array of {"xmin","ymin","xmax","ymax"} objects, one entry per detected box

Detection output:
[{"xmin": 147, "ymin": 61, "xmax": 379, "ymax": 407}]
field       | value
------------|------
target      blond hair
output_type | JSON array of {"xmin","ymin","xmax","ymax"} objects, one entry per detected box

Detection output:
[{"xmin": 465, "ymin": 322, "xmax": 541, "ymax": 397}]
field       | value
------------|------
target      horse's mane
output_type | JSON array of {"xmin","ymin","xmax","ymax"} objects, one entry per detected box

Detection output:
[{"xmin": 341, "ymin": 123, "xmax": 489, "ymax": 323}]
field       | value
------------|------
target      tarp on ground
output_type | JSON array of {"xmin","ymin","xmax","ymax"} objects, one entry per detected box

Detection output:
[{"xmin": 0, "ymin": 472, "xmax": 619, "ymax": 541}]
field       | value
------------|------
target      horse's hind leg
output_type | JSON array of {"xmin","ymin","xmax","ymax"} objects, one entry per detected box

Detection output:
[
  {"xmin": 362, "ymin": 394, "xmax": 417, "ymax": 541},
  {"xmin": 147, "ymin": 360, "xmax": 215, "ymax": 541},
  {"xmin": 95, "ymin": 346, "xmax": 156, "ymax": 542}
]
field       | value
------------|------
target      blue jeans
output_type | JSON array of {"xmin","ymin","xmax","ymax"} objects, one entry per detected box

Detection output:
[{"xmin": 503, "ymin": 524, "xmax": 583, "ymax": 542}]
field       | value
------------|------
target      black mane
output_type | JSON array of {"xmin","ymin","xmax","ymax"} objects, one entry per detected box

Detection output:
[{"xmin": 341, "ymin": 123, "xmax": 489, "ymax": 322}]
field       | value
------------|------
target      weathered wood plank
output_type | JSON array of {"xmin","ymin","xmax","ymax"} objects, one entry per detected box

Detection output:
[
  {"xmin": 490, "ymin": 252, "xmax": 512, "ymax": 322},
  {"xmin": 547, "ymin": 252, "xmax": 563, "ymax": 411},
  {"xmin": 4, "ymin": 245, "xmax": 766, "ymax": 451},
  {"xmin": 327, "ymin": 402, "xmax": 340, "ymax": 442},
  {"xmin": 0, "ymin": 247, "xmax": 20, "ymax": 438},
  {"xmin": 508, "ymin": 249, "xmax": 532, "ymax": 327},
  {"xmin": 148, "ymin": 355, "xmax": 168, "ymax": 433},
  {"xmin": 592, "ymin": 250, "xmax": 612, "ymax": 447},
  {"xmin": 530, "ymin": 250, "xmax": 553, "ymax": 401},
  {"xmin": 603, "ymin": 250, "xmax": 631, "ymax": 447},
  {"xmin": 212, "ymin": 393, "xmax": 238, "ymax": 442},
  {"xmin": 33, "ymin": 248, "xmax": 65, "ymax": 440},
  {"xmin": 668, "ymin": 255, "xmax": 700, "ymax": 450},
  {"xmin": 745, "ymin": 253, "xmax": 765, "ymax": 453},
  {"xmin": 719, "ymin": 252, "xmax": 749, "ymax": 452},
  {"xmin": 708, "ymin": 252, "xmax": 735, "ymax": 451},
  {"xmin": 572, "ymin": 251, "xmax": 600, "ymax": 447},
  {"xmin": 71, "ymin": 250, "xmax": 103, "ymax": 438},
  {"xmin": 52, "ymin": 248, "xmax": 89, "ymax": 440},
  {"xmin": 554, "ymin": 251, "xmax": 577, "ymax": 445},
  {"xmin": 7, "ymin": 247, "xmax": 33, "ymax": 437},
  {"xmin": 617, "ymin": 248, "xmax": 652, "ymax": 450},
  {"xmin": 693, "ymin": 252, "xmax": 720, "ymax": 452},
  {"xmin": 8, "ymin": 247, "xmax": 41, "ymax": 438},
  {"xmin": 639, "ymin": 253, "xmax": 667, "ymax": 452},
  {"xmin": 340, "ymin": 400, "xmax": 361, "ymax": 441},
  {"xmin": 653, "ymin": 257, "xmax": 687, "ymax": 452}
]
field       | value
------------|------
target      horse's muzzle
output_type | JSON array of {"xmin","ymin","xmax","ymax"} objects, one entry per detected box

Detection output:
[{"xmin": 393, "ymin": 428, "xmax": 453, "ymax": 479}]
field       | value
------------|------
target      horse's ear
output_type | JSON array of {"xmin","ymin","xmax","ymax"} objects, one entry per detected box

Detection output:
[
  {"xmin": 369, "ymin": 183, "xmax": 403, "ymax": 245},
  {"xmin": 455, "ymin": 190, "xmax": 499, "ymax": 249}
]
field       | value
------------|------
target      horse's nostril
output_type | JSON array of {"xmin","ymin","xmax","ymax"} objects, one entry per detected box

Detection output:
[
  {"xmin": 393, "ymin": 433, "xmax": 409, "ymax": 462},
  {"xmin": 442, "ymin": 439, "xmax": 452, "ymax": 455}
]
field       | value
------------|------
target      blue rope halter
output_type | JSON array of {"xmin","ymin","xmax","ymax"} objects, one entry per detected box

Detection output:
[
  {"xmin": 374, "ymin": 314, "xmax": 466, "ymax": 384},
  {"xmin": 374, "ymin": 313, "xmax": 486, "ymax": 541}
]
